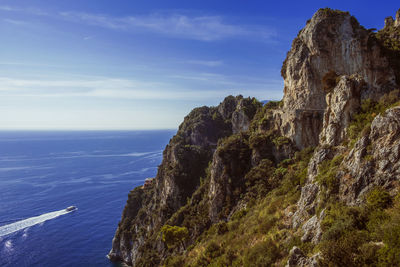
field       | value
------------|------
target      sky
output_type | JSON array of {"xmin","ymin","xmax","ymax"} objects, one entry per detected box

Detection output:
[{"xmin": 0, "ymin": 0, "xmax": 399, "ymax": 130}]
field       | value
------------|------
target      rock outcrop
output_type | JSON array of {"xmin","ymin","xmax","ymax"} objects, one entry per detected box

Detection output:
[
  {"xmin": 108, "ymin": 95, "xmax": 260, "ymax": 266},
  {"xmin": 286, "ymin": 247, "xmax": 320, "ymax": 267},
  {"xmin": 340, "ymin": 107, "xmax": 400, "ymax": 204},
  {"xmin": 109, "ymin": 8, "xmax": 400, "ymax": 267},
  {"xmin": 278, "ymin": 8, "xmax": 396, "ymax": 149},
  {"xmin": 288, "ymin": 8, "xmax": 398, "ymax": 239}
]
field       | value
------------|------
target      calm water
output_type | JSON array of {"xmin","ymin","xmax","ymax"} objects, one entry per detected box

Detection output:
[{"xmin": 0, "ymin": 130, "xmax": 174, "ymax": 267}]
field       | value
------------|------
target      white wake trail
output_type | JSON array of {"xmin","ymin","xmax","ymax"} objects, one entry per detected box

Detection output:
[{"xmin": 0, "ymin": 209, "xmax": 72, "ymax": 237}]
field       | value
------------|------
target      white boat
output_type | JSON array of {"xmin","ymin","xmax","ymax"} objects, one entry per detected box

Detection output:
[{"xmin": 66, "ymin": 206, "xmax": 77, "ymax": 212}]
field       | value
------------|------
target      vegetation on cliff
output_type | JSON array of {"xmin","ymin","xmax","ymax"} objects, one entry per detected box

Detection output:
[{"xmin": 109, "ymin": 8, "xmax": 400, "ymax": 267}]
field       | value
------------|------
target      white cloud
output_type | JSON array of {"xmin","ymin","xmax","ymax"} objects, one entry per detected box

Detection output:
[
  {"xmin": 58, "ymin": 12, "xmax": 274, "ymax": 41},
  {"xmin": 186, "ymin": 60, "xmax": 223, "ymax": 67},
  {"xmin": 0, "ymin": 75, "xmax": 283, "ymax": 101},
  {"xmin": 3, "ymin": 18, "xmax": 26, "ymax": 25},
  {"xmin": 0, "ymin": 5, "xmax": 47, "ymax": 15},
  {"xmin": 0, "ymin": 5, "xmax": 275, "ymax": 42},
  {"xmin": 0, "ymin": 6, "xmax": 17, "ymax": 11}
]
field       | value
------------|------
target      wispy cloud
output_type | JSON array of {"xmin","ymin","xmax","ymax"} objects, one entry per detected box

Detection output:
[
  {"xmin": 0, "ymin": 75, "xmax": 283, "ymax": 101},
  {"xmin": 0, "ymin": 76, "xmax": 218, "ymax": 100},
  {"xmin": 3, "ymin": 18, "xmax": 26, "ymax": 25},
  {"xmin": 0, "ymin": 5, "xmax": 47, "ymax": 15},
  {"xmin": 0, "ymin": 6, "xmax": 17, "ymax": 11},
  {"xmin": 186, "ymin": 60, "xmax": 223, "ymax": 67},
  {"xmin": 0, "ymin": 5, "xmax": 275, "ymax": 42},
  {"xmin": 83, "ymin": 35, "xmax": 94, "ymax": 40},
  {"xmin": 59, "ymin": 12, "xmax": 274, "ymax": 41}
]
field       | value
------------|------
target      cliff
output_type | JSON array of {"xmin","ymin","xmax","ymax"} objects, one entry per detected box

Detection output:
[{"xmin": 109, "ymin": 8, "xmax": 400, "ymax": 266}]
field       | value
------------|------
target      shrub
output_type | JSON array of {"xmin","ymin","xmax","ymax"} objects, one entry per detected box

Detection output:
[
  {"xmin": 258, "ymin": 217, "xmax": 277, "ymax": 234},
  {"xmin": 348, "ymin": 91, "xmax": 400, "ymax": 142},
  {"xmin": 315, "ymin": 155, "xmax": 343, "ymax": 194},
  {"xmin": 216, "ymin": 222, "xmax": 228, "ymax": 235},
  {"xmin": 243, "ymin": 239, "xmax": 280, "ymax": 267},
  {"xmin": 161, "ymin": 225, "xmax": 189, "ymax": 249},
  {"xmin": 205, "ymin": 242, "xmax": 223, "ymax": 259},
  {"xmin": 366, "ymin": 187, "xmax": 392, "ymax": 210},
  {"xmin": 164, "ymin": 255, "xmax": 185, "ymax": 267}
]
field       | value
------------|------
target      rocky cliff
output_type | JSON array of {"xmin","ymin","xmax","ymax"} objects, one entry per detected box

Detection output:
[{"xmin": 109, "ymin": 8, "xmax": 400, "ymax": 266}]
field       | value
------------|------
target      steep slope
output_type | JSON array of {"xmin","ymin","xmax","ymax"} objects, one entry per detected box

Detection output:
[
  {"xmin": 108, "ymin": 95, "xmax": 261, "ymax": 265},
  {"xmin": 109, "ymin": 8, "xmax": 400, "ymax": 267}
]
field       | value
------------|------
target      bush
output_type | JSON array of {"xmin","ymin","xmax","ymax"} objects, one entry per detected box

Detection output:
[
  {"xmin": 216, "ymin": 222, "xmax": 228, "ymax": 235},
  {"xmin": 258, "ymin": 217, "xmax": 277, "ymax": 234},
  {"xmin": 161, "ymin": 225, "xmax": 189, "ymax": 249},
  {"xmin": 366, "ymin": 187, "xmax": 392, "ymax": 210},
  {"xmin": 164, "ymin": 255, "xmax": 185, "ymax": 267},
  {"xmin": 205, "ymin": 242, "xmax": 223, "ymax": 259},
  {"xmin": 243, "ymin": 239, "xmax": 280, "ymax": 267},
  {"xmin": 316, "ymin": 155, "xmax": 343, "ymax": 194},
  {"xmin": 320, "ymin": 230, "xmax": 369, "ymax": 266},
  {"xmin": 348, "ymin": 91, "xmax": 400, "ymax": 142}
]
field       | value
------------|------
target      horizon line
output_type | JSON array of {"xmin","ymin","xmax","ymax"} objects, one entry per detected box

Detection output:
[{"xmin": 0, "ymin": 128, "xmax": 178, "ymax": 132}]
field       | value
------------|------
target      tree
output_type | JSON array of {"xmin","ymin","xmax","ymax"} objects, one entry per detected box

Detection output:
[{"xmin": 161, "ymin": 225, "xmax": 189, "ymax": 249}]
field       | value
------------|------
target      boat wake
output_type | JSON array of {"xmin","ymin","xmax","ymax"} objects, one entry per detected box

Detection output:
[{"xmin": 0, "ymin": 208, "xmax": 75, "ymax": 238}]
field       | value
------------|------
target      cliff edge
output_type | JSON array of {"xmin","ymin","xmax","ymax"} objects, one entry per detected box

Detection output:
[{"xmin": 109, "ymin": 8, "xmax": 400, "ymax": 266}]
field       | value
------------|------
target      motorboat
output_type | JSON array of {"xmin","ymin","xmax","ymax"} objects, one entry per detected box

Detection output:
[{"xmin": 66, "ymin": 206, "xmax": 77, "ymax": 212}]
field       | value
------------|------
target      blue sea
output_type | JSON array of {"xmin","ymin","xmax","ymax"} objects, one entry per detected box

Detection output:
[{"xmin": 0, "ymin": 130, "xmax": 174, "ymax": 267}]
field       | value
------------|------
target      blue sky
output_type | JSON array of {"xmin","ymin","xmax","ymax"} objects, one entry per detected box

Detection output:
[{"xmin": 0, "ymin": 0, "xmax": 398, "ymax": 130}]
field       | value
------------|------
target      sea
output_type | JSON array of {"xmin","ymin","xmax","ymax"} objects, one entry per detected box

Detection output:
[{"xmin": 0, "ymin": 130, "xmax": 175, "ymax": 267}]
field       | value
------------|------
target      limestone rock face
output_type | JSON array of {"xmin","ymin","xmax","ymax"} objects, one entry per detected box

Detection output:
[
  {"xmin": 109, "ymin": 8, "xmax": 400, "ymax": 267},
  {"xmin": 286, "ymin": 246, "xmax": 320, "ymax": 267},
  {"xmin": 208, "ymin": 152, "xmax": 233, "ymax": 223},
  {"xmin": 208, "ymin": 134, "xmax": 252, "ymax": 223},
  {"xmin": 319, "ymin": 75, "xmax": 363, "ymax": 146},
  {"xmin": 289, "ymin": 9, "xmax": 398, "ymax": 239},
  {"xmin": 108, "ymin": 96, "xmax": 260, "ymax": 266},
  {"xmin": 395, "ymin": 9, "xmax": 400, "ymax": 27},
  {"xmin": 340, "ymin": 107, "xmax": 400, "ymax": 204},
  {"xmin": 279, "ymin": 9, "xmax": 396, "ymax": 149}
]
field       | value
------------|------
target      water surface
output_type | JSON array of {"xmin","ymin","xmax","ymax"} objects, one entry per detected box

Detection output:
[{"xmin": 0, "ymin": 130, "xmax": 174, "ymax": 267}]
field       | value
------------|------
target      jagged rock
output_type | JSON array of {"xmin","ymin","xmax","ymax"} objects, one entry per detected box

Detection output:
[
  {"xmin": 292, "ymin": 183, "xmax": 319, "ymax": 228},
  {"xmin": 385, "ymin": 16, "xmax": 395, "ymax": 28},
  {"xmin": 286, "ymin": 246, "xmax": 320, "ymax": 267},
  {"xmin": 279, "ymin": 8, "xmax": 396, "ymax": 149},
  {"xmin": 208, "ymin": 133, "xmax": 252, "ymax": 223},
  {"xmin": 217, "ymin": 95, "xmax": 260, "ymax": 134},
  {"xmin": 208, "ymin": 152, "xmax": 230, "ymax": 223},
  {"xmin": 395, "ymin": 9, "xmax": 400, "ymax": 27},
  {"xmin": 340, "ymin": 107, "xmax": 400, "ymax": 204},
  {"xmin": 301, "ymin": 209, "xmax": 325, "ymax": 244},
  {"xmin": 319, "ymin": 75, "xmax": 363, "ymax": 146},
  {"xmin": 108, "ymin": 96, "xmax": 260, "ymax": 265},
  {"xmin": 109, "ymin": 8, "xmax": 400, "ymax": 266}
]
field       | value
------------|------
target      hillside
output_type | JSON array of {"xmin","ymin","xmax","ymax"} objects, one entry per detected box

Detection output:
[{"xmin": 108, "ymin": 8, "xmax": 400, "ymax": 266}]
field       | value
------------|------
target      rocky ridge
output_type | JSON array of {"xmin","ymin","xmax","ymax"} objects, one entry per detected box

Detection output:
[{"xmin": 109, "ymin": 8, "xmax": 400, "ymax": 266}]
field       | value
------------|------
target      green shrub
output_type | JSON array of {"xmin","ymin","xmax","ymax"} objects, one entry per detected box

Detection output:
[
  {"xmin": 258, "ymin": 217, "xmax": 277, "ymax": 234},
  {"xmin": 320, "ymin": 230, "xmax": 369, "ymax": 266},
  {"xmin": 366, "ymin": 187, "xmax": 392, "ymax": 210},
  {"xmin": 315, "ymin": 155, "xmax": 343, "ymax": 194},
  {"xmin": 348, "ymin": 91, "xmax": 400, "ymax": 143},
  {"xmin": 272, "ymin": 136, "xmax": 291, "ymax": 146},
  {"xmin": 231, "ymin": 209, "xmax": 247, "ymax": 221},
  {"xmin": 205, "ymin": 241, "xmax": 223, "ymax": 260},
  {"xmin": 216, "ymin": 221, "xmax": 228, "ymax": 235},
  {"xmin": 161, "ymin": 225, "xmax": 189, "ymax": 249},
  {"xmin": 243, "ymin": 239, "xmax": 280, "ymax": 267},
  {"xmin": 164, "ymin": 255, "xmax": 185, "ymax": 267}
]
